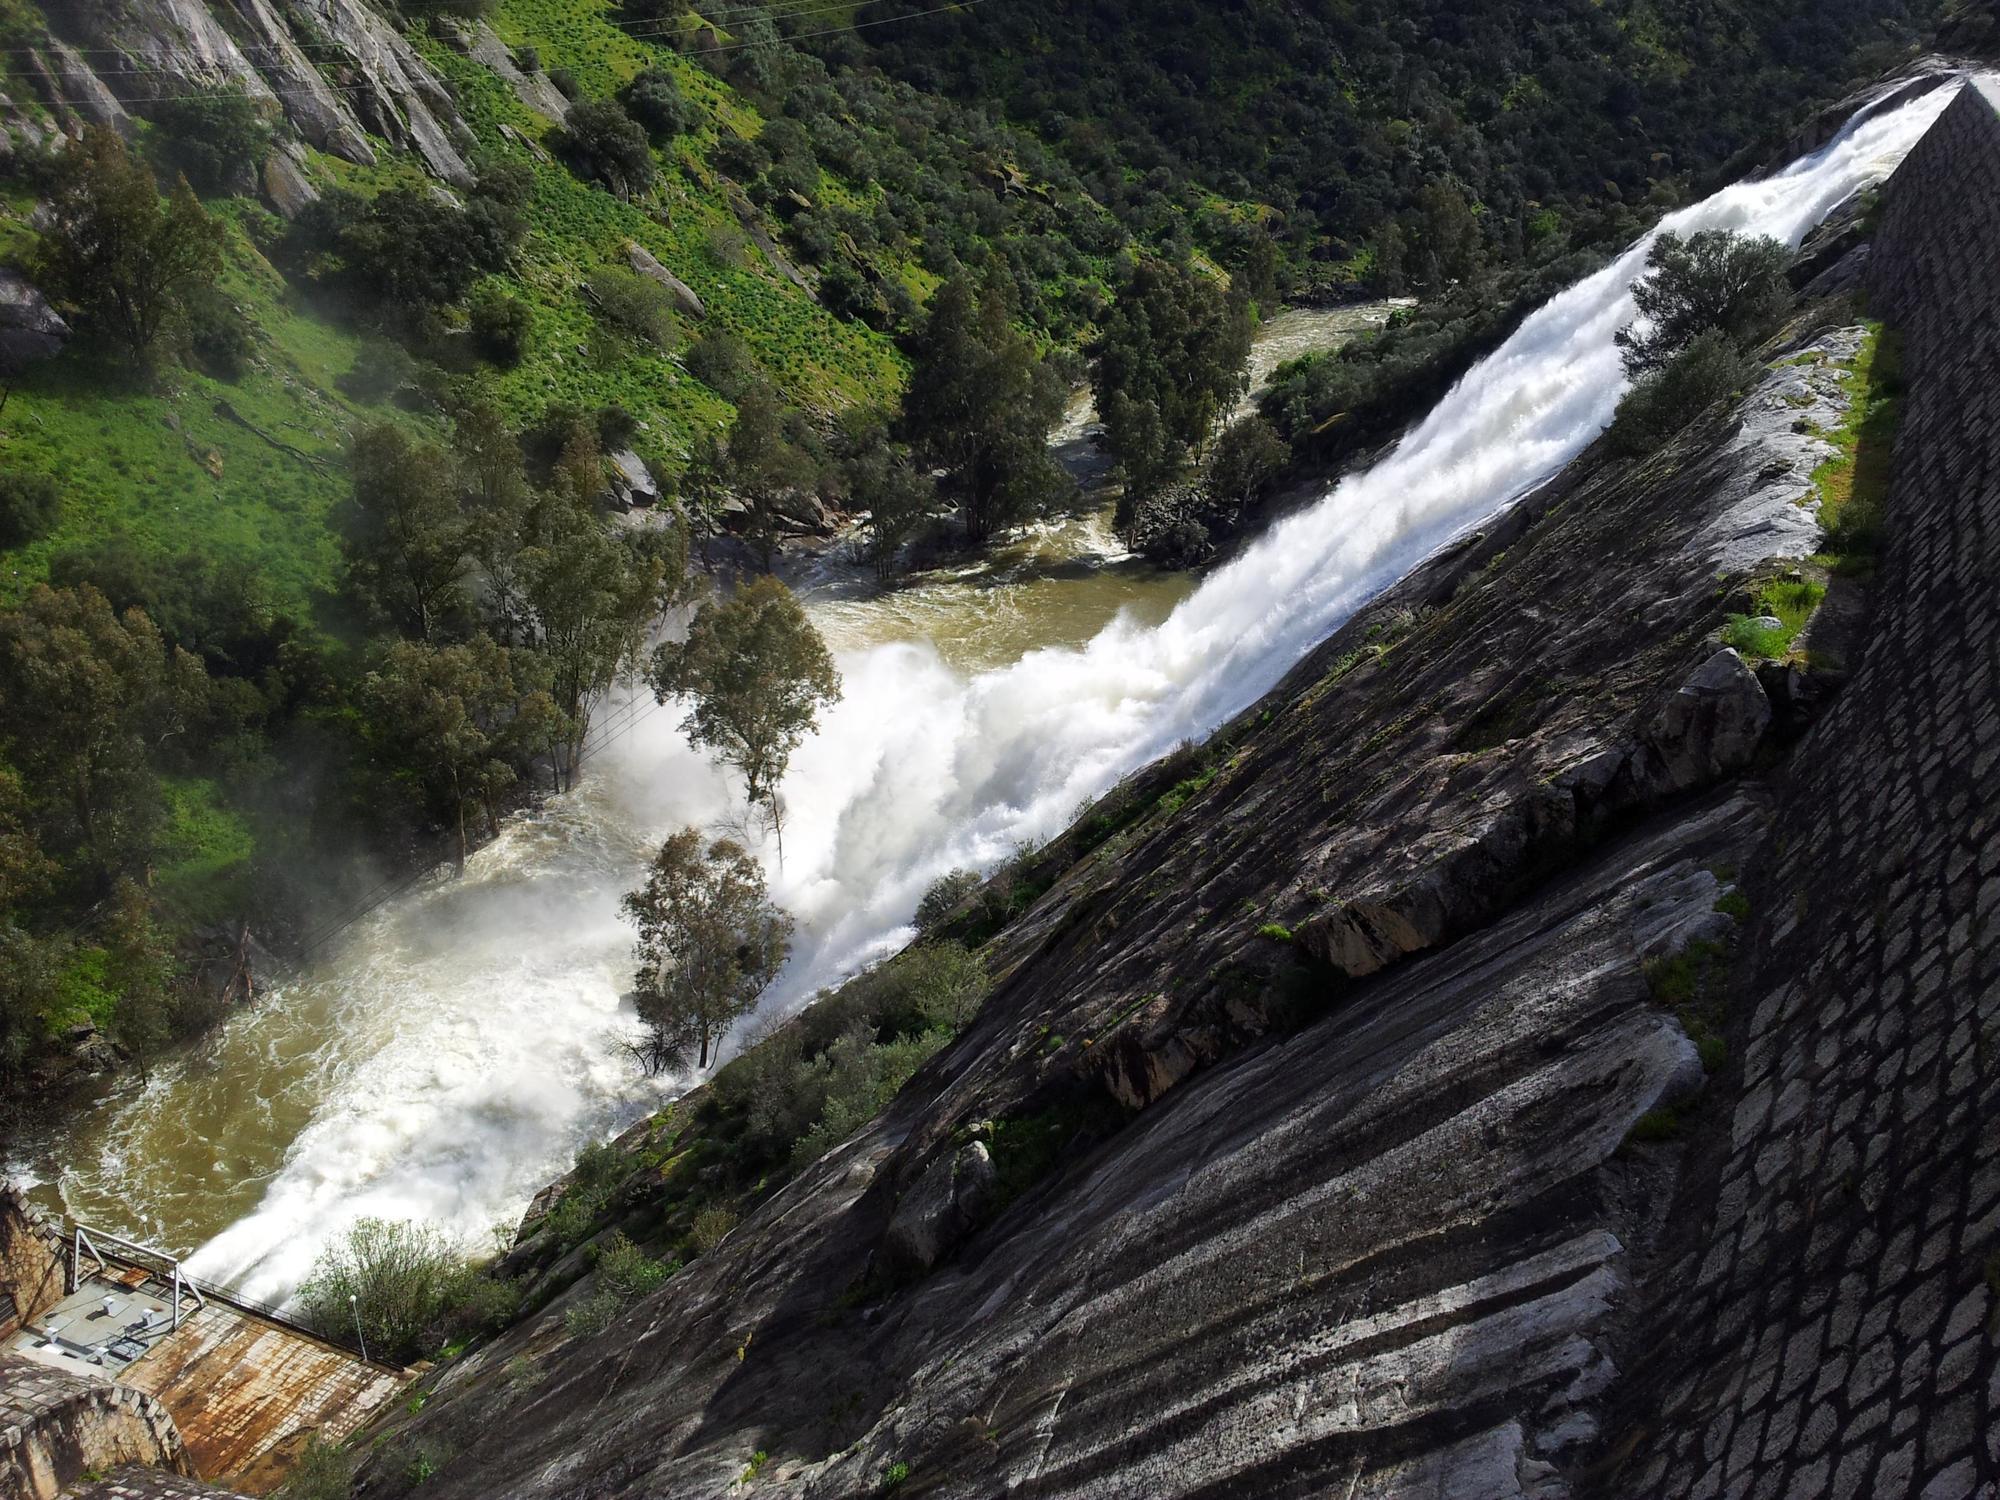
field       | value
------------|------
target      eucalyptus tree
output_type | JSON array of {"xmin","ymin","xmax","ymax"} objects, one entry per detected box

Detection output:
[
  {"xmin": 648, "ymin": 576, "xmax": 839, "ymax": 854},
  {"xmin": 621, "ymin": 829, "xmax": 792, "ymax": 1073}
]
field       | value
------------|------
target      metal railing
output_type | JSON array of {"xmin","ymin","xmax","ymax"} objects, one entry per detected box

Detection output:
[
  {"xmin": 70, "ymin": 1222, "xmax": 205, "ymax": 1332},
  {"xmin": 58, "ymin": 1217, "xmax": 394, "ymax": 1368}
]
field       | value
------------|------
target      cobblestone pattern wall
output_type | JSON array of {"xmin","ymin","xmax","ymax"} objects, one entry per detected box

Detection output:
[
  {"xmin": 0, "ymin": 1190, "xmax": 65, "ymax": 1342},
  {"xmin": 1622, "ymin": 77, "xmax": 2000, "ymax": 1500},
  {"xmin": 0, "ymin": 1353, "xmax": 191, "ymax": 1500}
]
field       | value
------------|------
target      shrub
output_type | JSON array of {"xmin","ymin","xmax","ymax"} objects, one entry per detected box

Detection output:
[
  {"xmin": 467, "ymin": 284, "xmax": 532, "ymax": 367},
  {"xmin": 702, "ymin": 223, "xmax": 750, "ymax": 269},
  {"xmin": 587, "ymin": 266, "xmax": 678, "ymax": 349},
  {"xmin": 789, "ymin": 1025, "xmax": 948, "ymax": 1170},
  {"xmin": 687, "ymin": 1206, "xmax": 738, "ymax": 1253},
  {"xmin": 278, "ymin": 1436, "xmax": 354, "ymax": 1500},
  {"xmin": 564, "ymin": 1289, "xmax": 620, "ymax": 1339},
  {"xmin": 547, "ymin": 66, "xmax": 581, "ymax": 101},
  {"xmin": 555, "ymin": 100, "xmax": 654, "ymax": 197},
  {"xmin": 295, "ymin": 1217, "xmax": 478, "ymax": 1365},
  {"xmin": 1608, "ymin": 329, "xmax": 1753, "ymax": 456},
  {"xmin": 0, "ymin": 469, "xmax": 63, "ymax": 549},
  {"xmin": 1615, "ymin": 229, "xmax": 1792, "ymax": 377},
  {"xmin": 915, "ymin": 869, "xmax": 979, "ymax": 932},
  {"xmin": 185, "ymin": 287, "xmax": 255, "ymax": 379},
  {"xmin": 541, "ymin": 1137, "xmax": 628, "ymax": 1247},
  {"xmin": 149, "ymin": 84, "xmax": 272, "ymax": 193},
  {"xmin": 891, "ymin": 943, "xmax": 988, "ymax": 1033},
  {"xmin": 338, "ymin": 339, "xmax": 419, "ymax": 404},
  {"xmin": 621, "ymin": 67, "xmax": 695, "ymax": 140},
  {"xmin": 712, "ymin": 133, "xmax": 770, "ymax": 182},
  {"xmin": 592, "ymin": 1230, "xmax": 674, "ymax": 1301},
  {"xmin": 685, "ymin": 328, "xmax": 757, "ymax": 397}
]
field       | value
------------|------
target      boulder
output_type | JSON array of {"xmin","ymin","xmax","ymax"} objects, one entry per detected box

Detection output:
[
  {"xmin": 260, "ymin": 146, "xmax": 319, "ymax": 220},
  {"xmin": 607, "ymin": 448, "xmax": 661, "ymax": 509},
  {"xmin": 880, "ymin": 1142, "xmax": 997, "ymax": 1278},
  {"xmin": 624, "ymin": 242, "xmax": 706, "ymax": 320},
  {"xmin": 1644, "ymin": 647, "xmax": 1772, "ymax": 789},
  {"xmin": 0, "ymin": 269, "xmax": 68, "ymax": 376}
]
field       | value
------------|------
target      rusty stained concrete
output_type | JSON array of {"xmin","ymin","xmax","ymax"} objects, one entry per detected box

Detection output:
[{"xmin": 114, "ymin": 1295, "xmax": 408, "ymax": 1494}]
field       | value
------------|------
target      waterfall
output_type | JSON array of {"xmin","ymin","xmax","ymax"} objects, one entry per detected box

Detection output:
[{"xmin": 77, "ymin": 78, "xmax": 1955, "ymax": 1303}]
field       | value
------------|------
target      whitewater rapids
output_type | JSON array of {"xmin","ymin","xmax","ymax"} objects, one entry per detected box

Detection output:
[{"xmin": 41, "ymin": 78, "xmax": 1964, "ymax": 1302}]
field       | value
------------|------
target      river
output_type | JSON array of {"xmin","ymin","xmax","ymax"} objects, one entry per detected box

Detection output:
[{"xmin": 9, "ymin": 80, "xmax": 1961, "ymax": 1302}]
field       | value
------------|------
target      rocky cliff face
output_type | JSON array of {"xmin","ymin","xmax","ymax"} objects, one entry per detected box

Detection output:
[{"xmin": 34, "ymin": 0, "xmax": 479, "ymax": 188}]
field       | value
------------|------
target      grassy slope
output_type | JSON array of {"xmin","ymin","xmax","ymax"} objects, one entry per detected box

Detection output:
[
  {"xmin": 0, "ymin": 0, "xmax": 929, "ymax": 953},
  {"xmin": 0, "ymin": 0, "xmax": 911, "ymax": 617}
]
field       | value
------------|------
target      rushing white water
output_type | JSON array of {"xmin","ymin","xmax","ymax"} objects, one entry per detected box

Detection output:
[{"xmin": 39, "ymin": 79, "xmax": 1962, "ymax": 1303}]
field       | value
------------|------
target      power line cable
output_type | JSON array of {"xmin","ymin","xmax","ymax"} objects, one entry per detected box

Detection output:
[{"xmin": 7, "ymin": 0, "xmax": 982, "ymax": 102}]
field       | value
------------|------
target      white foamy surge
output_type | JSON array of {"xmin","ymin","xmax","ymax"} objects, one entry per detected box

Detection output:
[{"xmin": 179, "ymin": 80, "xmax": 1957, "ymax": 1300}]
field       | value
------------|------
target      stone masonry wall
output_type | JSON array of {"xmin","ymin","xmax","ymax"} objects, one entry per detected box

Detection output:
[
  {"xmin": 0, "ymin": 1190, "xmax": 62, "ymax": 1342},
  {"xmin": 1617, "ymin": 76, "xmax": 2000, "ymax": 1500},
  {"xmin": 0, "ymin": 1353, "xmax": 193, "ymax": 1500}
]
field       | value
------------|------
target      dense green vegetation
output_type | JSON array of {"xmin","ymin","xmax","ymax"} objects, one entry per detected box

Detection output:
[
  {"xmin": 0, "ymin": 0, "xmax": 1950, "ymax": 1122},
  {"xmin": 835, "ymin": 0, "xmax": 1941, "ymax": 295}
]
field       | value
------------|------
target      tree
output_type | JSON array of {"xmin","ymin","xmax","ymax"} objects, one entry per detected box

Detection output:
[
  {"xmin": 1616, "ymin": 229, "xmax": 1792, "ymax": 377},
  {"xmin": 846, "ymin": 426, "xmax": 936, "ymax": 582},
  {"xmin": 31, "ymin": 127, "xmax": 225, "ymax": 364},
  {"xmin": 900, "ymin": 276, "xmax": 1071, "ymax": 546},
  {"xmin": 0, "ymin": 585, "xmax": 207, "ymax": 878},
  {"xmin": 1608, "ymin": 327, "xmax": 1755, "ymax": 456},
  {"xmin": 1205, "ymin": 414, "xmax": 1288, "ymax": 514},
  {"xmin": 468, "ymin": 284, "xmax": 532, "ymax": 367},
  {"xmin": 0, "ymin": 469, "xmax": 62, "ymax": 549},
  {"xmin": 337, "ymin": 423, "xmax": 468, "ymax": 641},
  {"xmin": 103, "ymin": 876, "xmax": 178, "ymax": 1077},
  {"xmin": 149, "ymin": 85, "xmax": 273, "ymax": 194},
  {"xmin": 721, "ymin": 381, "xmax": 823, "ymax": 571},
  {"xmin": 1094, "ymin": 257, "xmax": 1254, "ymax": 524},
  {"xmin": 1402, "ymin": 180, "xmax": 1483, "ymax": 291},
  {"xmin": 453, "ymin": 399, "xmax": 534, "ymax": 632},
  {"xmin": 362, "ymin": 635, "xmax": 529, "ymax": 869},
  {"xmin": 515, "ymin": 503, "xmax": 663, "ymax": 788},
  {"xmin": 648, "ymin": 576, "xmax": 839, "ymax": 847},
  {"xmin": 555, "ymin": 100, "xmax": 656, "ymax": 198},
  {"xmin": 621, "ymin": 67, "xmax": 695, "ymax": 140},
  {"xmin": 620, "ymin": 828, "xmax": 792, "ymax": 1072}
]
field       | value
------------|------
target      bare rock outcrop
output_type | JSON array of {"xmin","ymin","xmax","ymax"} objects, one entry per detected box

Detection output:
[
  {"xmin": 349, "ymin": 316, "xmax": 1899, "ymax": 1500},
  {"xmin": 342, "ymin": 86, "xmax": 2000, "ymax": 1500},
  {"xmin": 46, "ymin": 0, "xmax": 473, "ymax": 185},
  {"xmin": 624, "ymin": 241, "xmax": 706, "ymax": 320},
  {"xmin": 443, "ymin": 19, "xmax": 570, "ymax": 121},
  {"xmin": 0, "ymin": 270, "xmax": 69, "ymax": 377}
]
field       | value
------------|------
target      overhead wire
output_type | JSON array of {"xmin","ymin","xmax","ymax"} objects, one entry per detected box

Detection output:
[
  {"xmin": 0, "ymin": 0, "xmax": 895, "ymax": 60},
  {"xmin": 6, "ymin": 0, "xmax": 983, "ymax": 105}
]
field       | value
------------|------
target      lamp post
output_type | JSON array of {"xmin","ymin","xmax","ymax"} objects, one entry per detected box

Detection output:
[{"xmin": 349, "ymin": 1292, "xmax": 369, "ymax": 1364}]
